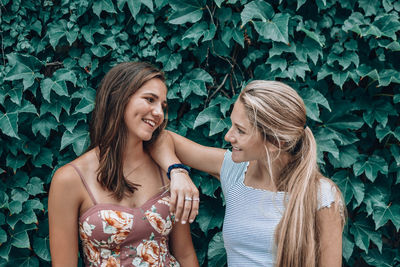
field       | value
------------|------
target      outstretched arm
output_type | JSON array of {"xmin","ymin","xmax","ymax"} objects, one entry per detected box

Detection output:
[{"xmin": 149, "ymin": 130, "xmax": 225, "ymax": 223}]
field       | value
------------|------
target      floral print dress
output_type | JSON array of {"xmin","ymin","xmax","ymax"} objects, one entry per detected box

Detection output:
[{"xmin": 71, "ymin": 164, "xmax": 180, "ymax": 267}]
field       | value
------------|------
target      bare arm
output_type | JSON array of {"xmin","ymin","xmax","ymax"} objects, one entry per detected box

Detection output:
[
  {"xmin": 48, "ymin": 166, "xmax": 83, "ymax": 267},
  {"xmin": 169, "ymin": 222, "xmax": 199, "ymax": 267},
  {"xmin": 152, "ymin": 130, "xmax": 226, "ymax": 179},
  {"xmin": 149, "ymin": 130, "xmax": 226, "ymax": 223},
  {"xmin": 317, "ymin": 202, "xmax": 344, "ymax": 267}
]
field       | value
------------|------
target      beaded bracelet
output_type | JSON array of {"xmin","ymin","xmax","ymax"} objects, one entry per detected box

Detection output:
[{"xmin": 167, "ymin": 163, "xmax": 191, "ymax": 180}]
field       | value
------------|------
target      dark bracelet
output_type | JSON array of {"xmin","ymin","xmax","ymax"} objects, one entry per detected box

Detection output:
[{"xmin": 167, "ymin": 163, "xmax": 191, "ymax": 180}]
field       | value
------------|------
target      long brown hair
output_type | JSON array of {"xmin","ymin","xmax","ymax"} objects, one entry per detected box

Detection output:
[
  {"xmin": 89, "ymin": 62, "xmax": 166, "ymax": 200},
  {"xmin": 239, "ymin": 80, "xmax": 345, "ymax": 266}
]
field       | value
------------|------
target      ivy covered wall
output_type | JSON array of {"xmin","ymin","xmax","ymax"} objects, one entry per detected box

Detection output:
[{"xmin": 0, "ymin": 0, "xmax": 399, "ymax": 266}]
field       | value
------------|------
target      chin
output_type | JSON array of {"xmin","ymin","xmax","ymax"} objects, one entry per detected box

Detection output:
[{"xmin": 231, "ymin": 153, "xmax": 244, "ymax": 163}]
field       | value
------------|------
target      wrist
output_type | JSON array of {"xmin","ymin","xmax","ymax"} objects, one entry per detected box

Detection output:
[{"xmin": 167, "ymin": 163, "xmax": 191, "ymax": 180}]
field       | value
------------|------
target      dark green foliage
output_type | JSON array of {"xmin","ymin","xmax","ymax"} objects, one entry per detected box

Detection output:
[{"xmin": 0, "ymin": 0, "xmax": 399, "ymax": 266}]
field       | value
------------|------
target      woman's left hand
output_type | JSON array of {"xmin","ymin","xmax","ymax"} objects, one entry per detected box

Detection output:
[{"xmin": 169, "ymin": 171, "xmax": 199, "ymax": 224}]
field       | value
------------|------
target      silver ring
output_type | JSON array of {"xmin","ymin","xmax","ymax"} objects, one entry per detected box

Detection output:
[
  {"xmin": 192, "ymin": 198, "xmax": 200, "ymax": 201},
  {"xmin": 185, "ymin": 197, "xmax": 192, "ymax": 201}
]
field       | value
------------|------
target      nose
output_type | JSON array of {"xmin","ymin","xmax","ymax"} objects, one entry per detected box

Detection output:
[
  {"xmin": 224, "ymin": 127, "xmax": 235, "ymax": 143},
  {"xmin": 152, "ymin": 103, "xmax": 164, "ymax": 119}
]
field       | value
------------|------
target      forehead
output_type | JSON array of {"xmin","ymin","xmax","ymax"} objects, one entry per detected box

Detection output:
[
  {"xmin": 231, "ymin": 101, "xmax": 251, "ymax": 126},
  {"xmin": 135, "ymin": 78, "xmax": 167, "ymax": 100}
]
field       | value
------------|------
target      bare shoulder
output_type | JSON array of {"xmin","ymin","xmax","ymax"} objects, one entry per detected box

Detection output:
[
  {"xmin": 317, "ymin": 176, "xmax": 346, "ymax": 226},
  {"xmin": 50, "ymin": 149, "xmax": 98, "ymax": 200},
  {"xmin": 50, "ymin": 164, "xmax": 83, "ymax": 198}
]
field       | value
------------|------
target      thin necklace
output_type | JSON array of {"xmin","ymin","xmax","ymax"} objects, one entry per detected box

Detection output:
[{"xmin": 123, "ymin": 164, "xmax": 141, "ymax": 179}]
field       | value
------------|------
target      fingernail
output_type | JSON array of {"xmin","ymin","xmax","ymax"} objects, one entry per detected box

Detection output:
[
  {"xmin": 189, "ymin": 219, "xmax": 194, "ymax": 223},
  {"xmin": 181, "ymin": 221, "xmax": 186, "ymax": 224}
]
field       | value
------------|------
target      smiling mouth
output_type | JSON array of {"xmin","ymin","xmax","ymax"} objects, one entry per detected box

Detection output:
[
  {"xmin": 143, "ymin": 119, "xmax": 156, "ymax": 127},
  {"xmin": 232, "ymin": 146, "xmax": 242, "ymax": 151}
]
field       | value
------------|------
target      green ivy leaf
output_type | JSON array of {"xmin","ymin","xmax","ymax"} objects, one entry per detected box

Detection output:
[
  {"xmin": 182, "ymin": 21, "xmax": 208, "ymax": 45},
  {"xmin": 48, "ymin": 20, "xmax": 79, "ymax": 48},
  {"xmin": 156, "ymin": 47, "xmax": 182, "ymax": 71},
  {"xmin": 40, "ymin": 78, "xmax": 68, "ymax": 102},
  {"xmin": 180, "ymin": 68, "xmax": 213, "ymax": 99},
  {"xmin": 4, "ymin": 54, "xmax": 43, "ymax": 90},
  {"xmin": 350, "ymin": 216, "xmax": 383, "ymax": 253},
  {"xmin": 364, "ymin": 183, "xmax": 390, "ymax": 215},
  {"xmin": 197, "ymin": 201, "xmax": 224, "ymax": 232},
  {"xmin": 60, "ymin": 125, "xmax": 90, "ymax": 155},
  {"xmin": 363, "ymin": 100, "xmax": 396, "ymax": 128},
  {"xmin": 73, "ymin": 97, "xmax": 95, "ymax": 114},
  {"xmin": 208, "ymin": 232, "xmax": 227, "ymax": 266},
  {"xmin": 81, "ymin": 20, "xmax": 105, "ymax": 44},
  {"xmin": 8, "ymin": 200, "xmax": 23, "ymax": 215},
  {"xmin": 362, "ymin": 248, "xmax": 395, "ymax": 267},
  {"xmin": 92, "ymin": 0, "xmax": 117, "ymax": 17},
  {"xmin": 370, "ymin": 14, "xmax": 400, "ymax": 40},
  {"xmin": 378, "ymin": 69, "xmax": 400, "ymax": 87},
  {"xmin": 11, "ymin": 189, "xmax": 29, "ymax": 203},
  {"xmin": 10, "ymin": 255, "xmax": 39, "ymax": 267},
  {"xmin": 32, "ymin": 147, "xmax": 53, "ymax": 168},
  {"xmin": 33, "ymin": 236, "xmax": 51, "ymax": 262},
  {"xmin": 0, "ymin": 242, "xmax": 11, "ymax": 261},
  {"xmin": 332, "ymin": 171, "xmax": 364, "ymax": 206},
  {"xmin": 168, "ymin": 0, "xmax": 204, "ymax": 24},
  {"xmin": 0, "ymin": 229, "xmax": 7, "ymax": 245},
  {"xmin": 372, "ymin": 203, "xmax": 400, "ymax": 230},
  {"xmin": 353, "ymin": 155, "xmax": 388, "ymax": 182},
  {"xmin": 241, "ymin": 0, "xmax": 274, "ymax": 26},
  {"xmin": 0, "ymin": 105, "xmax": 19, "ymax": 139},
  {"xmin": 200, "ymin": 176, "xmax": 222, "ymax": 197},
  {"xmin": 40, "ymin": 95, "xmax": 71, "ymax": 122},
  {"xmin": 31, "ymin": 114, "xmax": 58, "ymax": 138},
  {"xmin": 194, "ymin": 106, "xmax": 220, "ymax": 129},
  {"xmin": 300, "ymin": 87, "xmax": 330, "ymax": 122},
  {"xmin": 358, "ymin": 0, "xmax": 380, "ymax": 16},
  {"xmin": 6, "ymin": 85, "xmax": 23, "ymax": 106},
  {"xmin": 24, "ymin": 199, "xmax": 44, "ymax": 211},
  {"xmin": 342, "ymin": 230, "xmax": 354, "ymax": 261},
  {"xmin": 253, "ymin": 13, "xmax": 291, "ymax": 44},
  {"xmin": 6, "ymin": 154, "xmax": 27, "ymax": 173}
]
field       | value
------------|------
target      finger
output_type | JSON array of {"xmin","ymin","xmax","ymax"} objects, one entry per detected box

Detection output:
[
  {"xmin": 180, "ymin": 197, "xmax": 193, "ymax": 224},
  {"xmin": 169, "ymin": 190, "xmax": 177, "ymax": 216},
  {"xmin": 174, "ymin": 193, "xmax": 185, "ymax": 222},
  {"xmin": 189, "ymin": 193, "xmax": 200, "ymax": 223}
]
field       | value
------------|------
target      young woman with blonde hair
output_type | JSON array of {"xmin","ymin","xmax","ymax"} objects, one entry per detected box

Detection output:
[
  {"xmin": 151, "ymin": 80, "xmax": 346, "ymax": 266},
  {"xmin": 48, "ymin": 62, "xmax": 199, "ymax": 266}
]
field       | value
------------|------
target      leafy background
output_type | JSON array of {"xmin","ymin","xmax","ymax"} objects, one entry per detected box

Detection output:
[{"xmin": 0, "ymin": 0, "xmax": 399, "ymax": 266}]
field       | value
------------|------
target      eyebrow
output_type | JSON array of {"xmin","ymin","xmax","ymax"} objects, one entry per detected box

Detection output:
[
  {"xmin": 143, "ymin": 92, "xmax": 167, "ymax": 105},
  {"xmin": 233, "ymin": 122, "xmax": 246, "ymax": 130}
]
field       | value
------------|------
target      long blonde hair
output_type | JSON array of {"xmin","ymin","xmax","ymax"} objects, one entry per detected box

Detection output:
[{"xmin": 239, "ymin": 80, "xmax": 345, "ymax": 267}]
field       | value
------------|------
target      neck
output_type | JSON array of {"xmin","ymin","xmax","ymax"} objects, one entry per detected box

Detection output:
[
  {"xmin": 250, "ymin": 151, "xmax": 292, "ymax": 190},
  {"xmin": 123, "ymin": 136, "xmax": 148, "ymax": 172}
]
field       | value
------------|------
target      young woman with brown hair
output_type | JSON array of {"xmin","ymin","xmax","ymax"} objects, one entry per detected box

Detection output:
[
  {"xmin": 48, "ymin": 62, "xmax": 199, "ymax": 266},
  {"xmin": 151, "ymin": 80, "xmax": 346, "ymax": 266}
]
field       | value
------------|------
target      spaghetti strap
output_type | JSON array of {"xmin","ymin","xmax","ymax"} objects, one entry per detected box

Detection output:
[
  {"xmin": 69, "ymin": 163, "xmax": 98, "ymax": 205},
  {"xmin": 158, "ymin": 166, "xmax": 165, "ymax": 187}
]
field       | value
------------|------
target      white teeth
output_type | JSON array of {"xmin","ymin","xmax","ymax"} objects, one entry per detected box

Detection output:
[
  {"xmin": 232, "ymin": 146, "xmax": 241, "ymax": 151},
  {"xmin": 143, "ymin": 119, "xmax": 155, "ymax": 127}
]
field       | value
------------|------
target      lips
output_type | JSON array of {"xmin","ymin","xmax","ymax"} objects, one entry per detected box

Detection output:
[{"xmin": 232, "ymin": 146, "xmax": 241, "ymax": 151}]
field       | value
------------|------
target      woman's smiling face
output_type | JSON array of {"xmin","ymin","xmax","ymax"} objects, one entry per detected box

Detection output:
[
  {"xmin": 224, "ymin": 100, "xmax": 268, "ymax": 163},
  {"xmin": 124, "ymin": 78, "xmax": 167, "ymax": 142}
]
